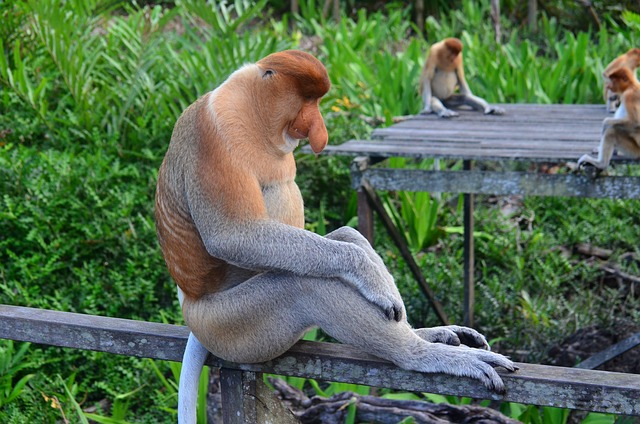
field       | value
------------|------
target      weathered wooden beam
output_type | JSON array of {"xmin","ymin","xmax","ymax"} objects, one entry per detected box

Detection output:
[
  {"xmin": 1, "ymin": 305, "xmax": 639, "ymax": 416},
  {"xmin": 576, "ymin": 332, "xmax": 640, "ymax": 370},
  {"xmin": 462, "ymin": 160, "xmax": 475, "ymax": 328},
  {"xmin": 356, "ymin": 169, "xmax": 640, "ymax": 199}
]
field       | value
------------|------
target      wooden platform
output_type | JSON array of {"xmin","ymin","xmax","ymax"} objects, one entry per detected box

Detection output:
[
  {"xmin": 319, "ymin": 103, "xmax": 607, "ymax": 162},
  {"xmin": 304, "ymin": 104, "xmax": 640, "ymax": 328}
]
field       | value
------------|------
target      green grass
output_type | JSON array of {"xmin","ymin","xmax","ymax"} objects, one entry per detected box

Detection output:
[{"xmin": 1, "ymin": 0, "xmax": 639, "ymax": 422}]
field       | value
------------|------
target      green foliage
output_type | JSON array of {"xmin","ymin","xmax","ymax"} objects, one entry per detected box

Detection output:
[
  {"xmin": 0, "ymin": 0, "xmax": 292, "ymax": 150},
  {"xmin": 382, "ymin": 158, "xmax": 444, "ymax": 252},
  {"xmin": 1, "ymin": 0, "xmax": 639, "ymax": 421},
  {"xmin": 147, "ymin": 359, "xmax": 209, "ymax": 424},
  {"xmin": 0, "ymin": 341, "xmax": 36, "ymax": 408}
]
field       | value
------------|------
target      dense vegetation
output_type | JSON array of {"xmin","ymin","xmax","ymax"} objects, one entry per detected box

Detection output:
[{"xmin": 1, "ymin": 0, "xmax": 639, "ymax": 422}]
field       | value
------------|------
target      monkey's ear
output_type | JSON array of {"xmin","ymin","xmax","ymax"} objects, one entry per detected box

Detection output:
[{"xmin": 261, "ymin": 68, "xmax": 276, "ymax": 79}]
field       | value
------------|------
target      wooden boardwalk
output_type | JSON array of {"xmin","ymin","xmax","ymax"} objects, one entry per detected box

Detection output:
[{"xmin": 320, "ymin": 104, "xmax": 607, "ymax": 162}]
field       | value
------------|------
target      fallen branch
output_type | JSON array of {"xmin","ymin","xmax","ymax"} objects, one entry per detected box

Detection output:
[{"xmin": 269, "ymin": 377, "xmax": 519, "ymax": 424}]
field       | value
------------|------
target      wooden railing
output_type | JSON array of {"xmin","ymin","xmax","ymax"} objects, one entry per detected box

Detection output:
[{"xmin": 1, "ymin": 304, "xmax": 639, "ymax": 422}]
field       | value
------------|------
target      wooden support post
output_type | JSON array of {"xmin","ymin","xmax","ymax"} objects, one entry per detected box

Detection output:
[
  {"xmin": 463, "ymin": 160, "xmax": 475, "ymax": 327},
  {"xmin": 220, "ymin": 369, "xmax": 298, "ymax": 423},
  {"xmin": 357, "ymin": 189, "xmax": 374, "ymax": 244},
  {"xmin": 220, "ymin": 368, "xmax": 249, "ymax": 423},
  {"xmin": 352, "ymin": 157, "xmax": 374, "ymax": 244}
]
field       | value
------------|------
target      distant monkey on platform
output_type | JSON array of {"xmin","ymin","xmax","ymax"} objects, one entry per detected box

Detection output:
[
  {"xmin": 419, "ymin": 37, "xmax": 505, "ymax": 118},
  {"xmin": 155, "ymin": 50, "xmax": 516, "ymax": 424},
  {"xmin": 579, "ymin": 67, "xmax": 640, "ymax": 170},
  {"xmin": 602, "ymin": 48, "xmax": 640, "ymax": 114}
]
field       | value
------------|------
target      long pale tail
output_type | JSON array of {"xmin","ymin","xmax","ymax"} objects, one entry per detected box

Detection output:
[{"xmin": 178, "ymin": 332, "xmax": 209, "ymax": 424}]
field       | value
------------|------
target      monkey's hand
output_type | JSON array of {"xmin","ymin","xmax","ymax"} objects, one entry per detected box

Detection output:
[
  {"xmin": 414, "ymin": 326, "xmax": 490, "ymax": 350},
  {"xmin": 437, "ymin": 108, "xmax": 459, "ymax": 118},
  {"xmin": 348, "ymin": 254, "xmax": 405, "ymax": 322},
  {"xmin": 326, "ymin": 227, "xmax": 406, "ymax": 322},
  {"xmin": 409, "ymin": 344, "xmax": 517, "ymax": 394},
  {"xmin": 484, "ymin": 105, "xmax": 505, "ymax": 115}
]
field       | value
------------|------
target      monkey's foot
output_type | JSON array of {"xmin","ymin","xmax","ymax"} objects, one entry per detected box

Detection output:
[
  {"xmin": 419, "ymin": 108, "xmax": 434, "ymax": 116},
  {"xmin": 414, "ymin": 325, "xmax": 489, "ymax": 350},
  {"xmin": 485, "ymin": 106, "xmax": 506, "ymax": 115},
  {"xmin": 437, "ymin": 109, "xmax": 459, "ymax": 118},
  {"xmin": 407, "ymin": 344, "xmax": 518, "ymax": 394}
]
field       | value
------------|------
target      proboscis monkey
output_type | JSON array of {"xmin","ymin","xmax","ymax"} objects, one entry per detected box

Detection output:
[
  {"xmin": 602, "ymin": 48, "xmax": 640, "ymax": 114},
  {"xmin": 419, "ymin": 37, "xmax": 505, "ymax": 118},
  {"xmin": 155, "ymin": 50, "xmax": 516, "ymax": 423},
  {"xmin": 579, "ymin": 67, "xmax": 640, "ymax": 170}
]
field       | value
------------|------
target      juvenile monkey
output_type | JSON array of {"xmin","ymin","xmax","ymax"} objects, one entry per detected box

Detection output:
[
  {"xmin": 155, "ymin": 50, "xmax": 516, "ymax": 423},
  {"xmin": 419, "ymin": 37, "xmax": 505, "ymax": 118},
  {"xmin": 579, "ymin": 67, "xmax": 640, "ymax": 170},
  {"xmin": 602, "ymin": 48, "xmax": 640, "ymax": 113}
]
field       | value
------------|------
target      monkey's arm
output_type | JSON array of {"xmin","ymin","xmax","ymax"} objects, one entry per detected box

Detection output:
[
  {"xmin": 419, "ymin": 62, "xmax": 436, "ymax": 115},
  {"xmin": 455, "ymin": 67, "xmax": 505, "ymax": 115},
  {"xmin": 186, "ymin": 179, "xmax": 404, "ymax": 321},
  {"xmin": 602, "ymin": 117, "xmax": 632, "ymax": 134}
]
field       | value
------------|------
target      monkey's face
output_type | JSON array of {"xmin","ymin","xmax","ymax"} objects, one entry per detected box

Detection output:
[
  {"xmin": 607, "ymin": 69, "xmax": 633, "ymax": 94},
  {"xmin": 256, "ymin": 50, "xmax": 331, "ymax": 154}
]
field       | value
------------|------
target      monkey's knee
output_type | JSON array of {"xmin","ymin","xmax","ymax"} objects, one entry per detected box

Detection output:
[{"xmin": 325, "ymin": 226, "xmax": 369, "ymax": 245}]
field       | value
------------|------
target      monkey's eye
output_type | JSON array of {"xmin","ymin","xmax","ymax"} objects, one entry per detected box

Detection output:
[{"xmin": 262, "ymin": 69, "xmax": 276, "ymax": 79}]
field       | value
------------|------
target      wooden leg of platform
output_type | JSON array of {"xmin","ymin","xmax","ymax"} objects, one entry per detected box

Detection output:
[
  {"xmin": 357, "ymin": 188, "xmax": 374, "ymax": 244},
  {"xmin": 463, "ymin": 160, "xmax": 475, "ymax": 328}
]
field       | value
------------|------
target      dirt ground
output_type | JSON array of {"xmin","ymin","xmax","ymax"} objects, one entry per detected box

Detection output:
[{"xmin": 545, "ymin": 320, "xmax": 640, "ymax": 374}]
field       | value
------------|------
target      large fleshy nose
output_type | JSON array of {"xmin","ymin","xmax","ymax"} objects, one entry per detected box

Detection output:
[{"xmin": 288, "ymin": 101, "xmax": 328, "ymax": 153}]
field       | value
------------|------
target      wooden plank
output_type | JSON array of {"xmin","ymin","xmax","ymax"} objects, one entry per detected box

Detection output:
[
  {"xmin": 300, "ymin": 104, "xmax": 637, "ymax": 163},
  {"xmin": 1, "ymin": 305, "xmax": 639, "ymax": 415},
  {"xmin": 307, "ymin": 141, "xmax": 616, "ymax": 162},
  {"xmin": 0, "ymin": 303, "xmax": 189, "ymax": 361},
  {"xmin": 356, "ymin": 169, "xmax": 640, "ymax": 198},
  {"xmin": 575, "ymin": 332, "xmax": 640, "ymax": 370}
]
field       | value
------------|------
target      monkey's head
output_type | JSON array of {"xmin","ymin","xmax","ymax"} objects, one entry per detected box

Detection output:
[
  {"xmin": 444, "ymin": 38, "xmax": 463, "ymax": 56},
  {"xmin": 607, "ymin": 67, "xmax": 635, "ymax": 94},
  {"xmin": 629, "ymin": 47, "xmax": 640, "ymax": 64},
  {"xmin": 253, "ymin": 50, "xmax": 331, "ymax": 154},
  {"xmin": 437, "ymin": 38, "xmax": 463, "ymax": 71}
]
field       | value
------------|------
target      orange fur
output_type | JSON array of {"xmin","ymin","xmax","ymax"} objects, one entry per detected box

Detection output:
[
  {"xmin": 418, "ymin": 37, "xmax": 503, "ymax": 117},
  {"xmin": 602, "ymin": 48, "xmax": 640, "ymax": 107}
]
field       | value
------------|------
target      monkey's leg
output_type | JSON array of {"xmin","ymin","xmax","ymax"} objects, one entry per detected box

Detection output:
[
  {"xmin": 578, "ymin": 129, "xmax": 617, "ymax": 169},
  {"xmin": 449, "ymin": 93, "xmax": 505, "ymax": 115},
  {"xmin": 183, "ymin": 272, "xmax": 515, "ymax": 393},
  {"xmin": 325, "ymin": 227, "xmax": 489, "ymax": 349},
  {"xmin": 613, "ymin": 133, "xmax": 640, "ymax": 158},
  {"xmin": 431, "ymin": 96, "xmax": 459, "ymax": 118}
]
